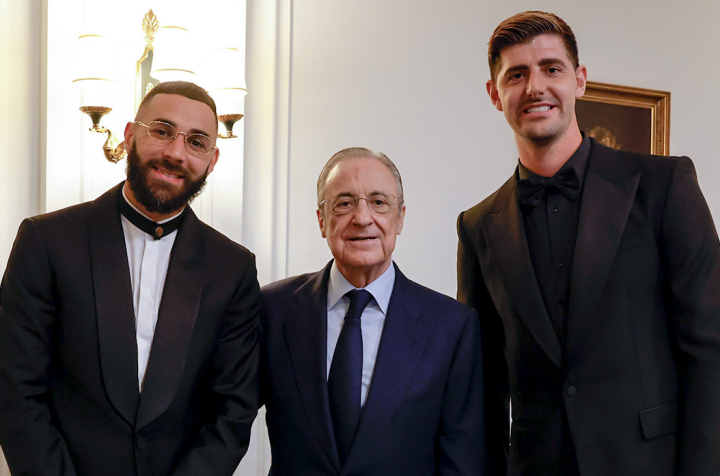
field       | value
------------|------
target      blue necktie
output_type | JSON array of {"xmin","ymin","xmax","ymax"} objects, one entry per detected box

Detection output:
[{"xmin": 328, "ymin": 289, "xmax": 373, "ymax": 464}]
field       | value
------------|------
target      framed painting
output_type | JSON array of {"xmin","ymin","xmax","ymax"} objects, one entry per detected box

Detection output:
[{"xmin": 576, "ymin": 81, "xmax": 670, "ymax": 155}]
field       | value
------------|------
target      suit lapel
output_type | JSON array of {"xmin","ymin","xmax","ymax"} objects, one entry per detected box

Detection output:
[
  {"xmin": 483, "ymin": 177, "xmax": 562, "ymax": 367},
  {"xmin": 342, "ymin": 266, "xmax": 429, "ymax": 474},
  {"xmin": 567, "ymin": 143, "xmax": 640, "ymax": 363},
  {"xmin": 89, "ymin": 183, "xmax": 140, "ymax": 425},
  {"xmin": 285, "ymin": 263, "xmax": 341, "ymax": 471},
  {"xmin": 136, "ymin": 208, "xmax": 204, "ymax": 430}
]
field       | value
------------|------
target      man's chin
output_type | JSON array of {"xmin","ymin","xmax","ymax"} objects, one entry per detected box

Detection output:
[
  {"xmin": 132, "ymin": 179, "xmax": 192, "ymax": 215},
  {"xmin": 147, "ymin": 177, "xmax": 184, "ymax": 195},
  {"xmin": 519, "ymin": 126, "xmax": 564, "ymax": 145}
]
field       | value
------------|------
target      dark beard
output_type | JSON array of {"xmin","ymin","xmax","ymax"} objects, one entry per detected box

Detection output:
[{"xmin": 125, "ymin": 143, "xmax": 209, "ymax": 215}]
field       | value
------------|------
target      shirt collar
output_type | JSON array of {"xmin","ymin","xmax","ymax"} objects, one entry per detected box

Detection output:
[
  {"xmin": 517, "ymin": 134, "xmax": 591, "ymax": 187},
  {"xmin": 121, "ymin": 184, "xmax": 184, "ymax": 225},
  {"xmin": 327, "ymin": 261, "xmax": 395, "ymax": 315}
]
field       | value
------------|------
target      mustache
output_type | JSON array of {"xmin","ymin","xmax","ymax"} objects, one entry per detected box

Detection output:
[{"xmin": 145, "ymin": 158, "xmax": 187, "ymax": 176}]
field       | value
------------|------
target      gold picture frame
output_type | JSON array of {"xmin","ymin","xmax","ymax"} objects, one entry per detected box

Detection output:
[{"xmin": 576, "ymin": 81, "xmax": 670, "ymax": 156}]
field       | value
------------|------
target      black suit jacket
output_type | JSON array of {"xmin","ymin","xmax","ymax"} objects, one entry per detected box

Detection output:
[
  {"xmin": 260, "ymin": 262, "xmax": 485, "ymax": 475},
  {"xmin": 0, "ymin": 183, "xmax": 261, "ymax": 476},
  {"xmin": 457, "ymin": 139, "xmax": 720, "ymax": 476}
]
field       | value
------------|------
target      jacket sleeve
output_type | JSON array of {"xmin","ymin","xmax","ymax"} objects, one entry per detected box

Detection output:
[
  {"xmin": 0, "ymin": 218, "xmax": 79, "ymax": 476},
  {"xmin": 659, "ymin": 157, "xmax": 720, "ymax": 475},
  {"xmin": 435, "ymin": 307, "xmax": 486, "ymax": 475},
  {"xmin": 457, "ymin": 212, "xmax": 509, "ymax": 476},
  {"xmin": 171, "ymin": 255, "xmax": 261, "ymax": 476}
]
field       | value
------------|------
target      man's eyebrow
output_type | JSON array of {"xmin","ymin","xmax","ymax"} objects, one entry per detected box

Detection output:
[
  {"xmin": 154, "ymin": 118, "xmax": 212, "ymax": 137},
  {"xmin": 538, "ymin": 57, "xmax": 569, "ymax": 68},
  {"xmin": 503, "ymin": 64, "xmax": 529, "ymax": 77},
  {"xmin": 502, "ymin": 57, "xmax": 570, "ymax": 78},
  {"xmin": 331, "ymin": 191, "xmax": 391, "ymax": 198},
  {"xmin": 154, "ymin": 118, "xmax": 177, "ymax": 128}
]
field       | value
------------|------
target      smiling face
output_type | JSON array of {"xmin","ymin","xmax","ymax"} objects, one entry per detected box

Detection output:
[
  {"xmin": 123, "ymin": 93, "xmax": 219, "ymax": 221},
  {"xmin": 487, "ymin": 34, "xmax": 586, "ymax": 149},
  {"xmin": 317, "ymin": 156, "xmax": 405, "ymax": 287}
]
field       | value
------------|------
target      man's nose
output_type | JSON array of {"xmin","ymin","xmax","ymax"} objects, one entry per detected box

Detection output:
[
  {"xmin": 163, "ymin": 133, "xmax": 187, "ymax": 161},
  {"xmin": 526, "ymin": 71, "xmax": 545, "ymax": 97},
  {"xmin": 351, "ymin": 198, "xmax": 374, "ymax": 225}
]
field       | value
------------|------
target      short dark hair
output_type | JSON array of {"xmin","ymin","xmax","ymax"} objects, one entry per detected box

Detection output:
[
  {"xmin": 136, "ymin": 81, "xmax": 218, "ymax": 131},
  {"xmin": 488, "ymin": 11, "xmax": 579, "ymax": 82}
]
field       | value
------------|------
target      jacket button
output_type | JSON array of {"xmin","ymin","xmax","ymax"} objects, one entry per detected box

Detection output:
[
  {"xmin": 136, "ymin": 438, "xmax": 145, "ymax": 449},
  {"xmin": 566, "ymin": 386, "xmax": 577, "ymax": 397}
]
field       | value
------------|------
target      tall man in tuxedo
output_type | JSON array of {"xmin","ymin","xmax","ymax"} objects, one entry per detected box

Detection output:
[
  {"xmin": 0, "ymin": 81, "xmax": 260, "ymax": 476},
  {"xmin": 457, "ymin": 11, "xmax": 720, "ymax": 476},
  {"xmin": 261, "ymin": 147, "xmax": 485, "ymax": 475}
]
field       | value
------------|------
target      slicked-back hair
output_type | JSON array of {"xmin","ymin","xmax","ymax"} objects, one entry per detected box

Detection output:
[
  {"xmin": 488, "ymin": 11, "xmax": 579, "ymax": 82},
  {"xmin": 136, "ymin": 81, "xmax": 218, "ymax": 132},
  {"xmin": 316, "ymin": 147, "xmax": 404, "ymax": 214}
]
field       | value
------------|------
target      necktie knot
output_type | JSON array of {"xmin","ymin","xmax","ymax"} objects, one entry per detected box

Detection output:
[
  {"xmin": 345, "ymin": 289, "xmax": 373, "ymax": 320},
  {"xmin": 517, "ymin": 167, "xmax": 580, "ymax": 209}
]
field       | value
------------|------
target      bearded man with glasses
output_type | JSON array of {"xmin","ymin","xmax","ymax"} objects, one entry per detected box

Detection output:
[
  {"xmin": 259, "ymin": 147, "xmax": 486, "ymax": 475},
  {"xmin": 0, "ymin": 81, "xmax": 261, "ymax": 476}
]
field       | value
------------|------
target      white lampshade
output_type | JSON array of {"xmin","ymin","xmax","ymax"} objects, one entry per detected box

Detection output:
[
  {"xmin": 204, "ymin": 48, "xmax": 247, "ymax": 116},
  {"xmin": 203, "ymin": 47, "xmax": 247, "ymax": 91},
  {"xmin": 73, "ymin": 34, "xmax": 118, "ymax": 107},
  {"xmin": 150, "ymin": 26, "xmax": 196, "ymax": 82},
  {"xmin": 210, "ymin": 88, "xmax": 246, "ymax": 116}
]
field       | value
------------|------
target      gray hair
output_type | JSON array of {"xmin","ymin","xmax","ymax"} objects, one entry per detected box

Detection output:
[{"xmin": 316, "ymin": 147, "xmax": 404, "ymax": 210}]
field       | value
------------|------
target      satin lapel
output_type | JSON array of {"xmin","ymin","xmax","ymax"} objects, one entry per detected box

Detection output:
[
  {"xmin": 342, "ymin": 266, "xmax": 429, "ymax": 474},
  {"xmin": 89, "ymin": 183, "xmax": 140, "ymax": 425},
  {"xmin": 567, "ymin": 144, "xmax": 640, "ymax": 363},
  {"xmin": 285, "ymin": 263, "xmax": 341, "ymax": 471},
  {"xmin": 136, "ymin": 208, "xmax": 203, "ymax": 430},
  {"xmin": 484, "ymin": 177, "xmax": 562, "ymax": 367}
]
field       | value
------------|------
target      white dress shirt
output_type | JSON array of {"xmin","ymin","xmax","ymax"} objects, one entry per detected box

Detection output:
[
  {"xmin": 326, "ymin": 262, "xmax": 394, "ymax": 406},
  {"xmin": 120, "ymin": 189, "xmax": 181, "ymax": 390}
]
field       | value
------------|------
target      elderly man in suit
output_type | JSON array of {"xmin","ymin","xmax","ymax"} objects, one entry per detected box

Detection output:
[
  {"xmin": 261, "ymin": 147, "xmax": 485, "ymax": 475},
  {"xmin": 457, "ymin": 10, "xmax": 720, "ymax": 476},
  {"xmin": 0, "ymin": 81, "xmax": 260, "ymax": 476}
]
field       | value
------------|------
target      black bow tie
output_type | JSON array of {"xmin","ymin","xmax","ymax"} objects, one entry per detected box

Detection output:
[
  {"xmin": 517, "ymin": 167, "xmax": 580, "ymax": 209},
  {"xmin": 118, "ymin": 193, "xmax": 184, "ymax": 240}
]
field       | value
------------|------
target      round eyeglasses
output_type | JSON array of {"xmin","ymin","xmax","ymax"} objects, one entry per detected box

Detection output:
[
  {"xmin": 320, "ymin": 193, "xmax": 403, "ymax": 215},
  {"xmin": 134, "ymin": 121, "xmax": 217, "ymax": 157}
]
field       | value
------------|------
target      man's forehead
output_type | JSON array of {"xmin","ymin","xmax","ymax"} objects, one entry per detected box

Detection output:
[
  {"xmin": 138, "ymin": 93, "xmax": 217, "ymax": 133},
  {"xmin": 327, "ymin": 157, "xmax": 395, "ymax": 187},
  {"xmin": 498, "ymin": 34, "xmax": 572, "ymax": 71}
]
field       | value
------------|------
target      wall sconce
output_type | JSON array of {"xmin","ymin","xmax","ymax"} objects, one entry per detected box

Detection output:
[
  {"xmin": 74, "ymin": 10, "xmax": 246, "ymax": 163},
  {"xmin": 78, "ymin": 105, "xmax": 126, "ymax": 163},
  {"xmin": 73, "ymin": 34, "xmax": 125, "ymax": 163},
  {"xmin": 205, "ymin": 48, "xmax": 248, "ymax": 139}
]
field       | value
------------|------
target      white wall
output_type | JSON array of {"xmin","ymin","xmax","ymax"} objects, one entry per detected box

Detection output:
[
  {"xmin": 278, "ymin": 0, "xmax": 720, "ymax": 298},
  {"xmin": 0, "ymin": 0, "xmax": 43, "ymax": 279},
  {"xmin": 0, "ymin": 0, "xmax": 43, "ymax": 471}
]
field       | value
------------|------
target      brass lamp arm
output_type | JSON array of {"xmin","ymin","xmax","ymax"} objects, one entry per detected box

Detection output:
[
  {"xmin": 79, "ymin": 106, "xmax": 127, "ymax": 163},
  {"xmin": 102, "ymin": 130, "xmax": 126, "ymax": 163}
]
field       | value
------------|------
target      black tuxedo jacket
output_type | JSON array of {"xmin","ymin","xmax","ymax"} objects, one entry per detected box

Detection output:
[
  {"xmin": 457, "ymin": 139, "xmax": 720, "ymax": 476},
  {"xmin": 0, "ymin": 183, "xmax": 261, "ymax": 476},
  {"xmin": 260, "ymin": 262, "xmax": 485, "ymax": 475}
]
